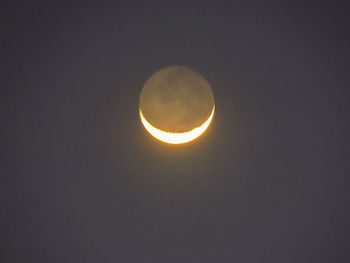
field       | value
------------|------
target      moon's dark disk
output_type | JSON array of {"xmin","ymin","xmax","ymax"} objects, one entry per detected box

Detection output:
[{"xmin": 139, "ymin": 66, "xmax": 215, "ymax": 133}]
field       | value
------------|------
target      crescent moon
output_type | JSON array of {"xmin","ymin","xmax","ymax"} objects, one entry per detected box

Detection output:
[
  {"xmin": 140, "ymin": 106, "xmax": 215, "ymax": 144},
  {"xmin": 139, "ymin": 66, "xmax": 215, "ymax": 144}
]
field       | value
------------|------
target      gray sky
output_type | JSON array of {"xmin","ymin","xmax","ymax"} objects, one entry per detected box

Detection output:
[{"xmin": 2, "ymin": 1, "xmax": 349, "ymax": 262}]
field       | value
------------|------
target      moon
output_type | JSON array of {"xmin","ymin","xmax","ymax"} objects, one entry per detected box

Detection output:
[{"xmin": 139, "ymin": 66, "xmax": 215, "ymax": 144}]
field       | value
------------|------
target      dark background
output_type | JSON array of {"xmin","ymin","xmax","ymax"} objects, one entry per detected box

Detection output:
[{"xmin": 2, "ymin": 1, "xmax": 349, "ymax": 262}]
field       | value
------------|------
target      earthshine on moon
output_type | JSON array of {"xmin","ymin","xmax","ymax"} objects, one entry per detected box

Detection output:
[{"xmin": 139, "ymin": 66, "xmax": 215, "ymax": 144}]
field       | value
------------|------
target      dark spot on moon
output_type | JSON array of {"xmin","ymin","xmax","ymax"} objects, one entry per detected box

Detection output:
[{"xmin": 140, "ymin": 66, "xmax": 215, "ymax": 133}]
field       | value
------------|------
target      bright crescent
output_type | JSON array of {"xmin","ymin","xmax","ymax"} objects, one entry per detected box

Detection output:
[{"xmin": 140, "ymin": 106, "xmax": 215, "ymax": 144}]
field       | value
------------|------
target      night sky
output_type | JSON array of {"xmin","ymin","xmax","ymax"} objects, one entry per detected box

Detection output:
[{"xmin": 2, "ymin": 1, "xmax": 350, "ymax": 262}]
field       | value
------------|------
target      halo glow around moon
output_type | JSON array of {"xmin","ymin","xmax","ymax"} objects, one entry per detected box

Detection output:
[{"xmin": 139, "ymin": 66, "xmax": 215, "ymax": 144}]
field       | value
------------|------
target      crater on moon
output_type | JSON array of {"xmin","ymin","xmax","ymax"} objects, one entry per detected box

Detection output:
[{"xmin": 139, "ymin": 66, "xmax": 215, "ymax": 133}]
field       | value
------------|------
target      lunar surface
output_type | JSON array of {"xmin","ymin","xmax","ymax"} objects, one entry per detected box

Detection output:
[{"xmin": 139, "ymin": 66, "xmax": 215, "ymax": 144}]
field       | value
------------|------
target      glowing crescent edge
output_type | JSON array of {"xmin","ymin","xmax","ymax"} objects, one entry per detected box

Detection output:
[{"xmin": 139, "ymin": 106, "xmax": 215, "ymax": 144}]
